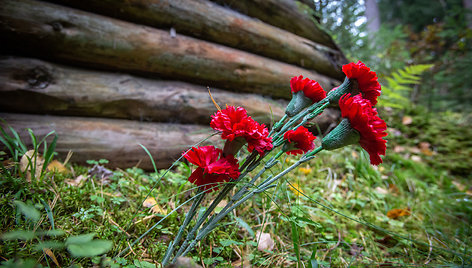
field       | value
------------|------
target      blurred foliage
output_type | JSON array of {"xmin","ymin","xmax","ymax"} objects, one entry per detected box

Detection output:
[
  {"xmin": 315, "ymin": 0, "xmax": 472, "ymax": 112},
  {"xmin": 378, "ymin": 0, "xmax": 464, "ymax": 33},
  {"xmin": 383, "ymin": 106, "xmax": 472, "ymax": 176}
]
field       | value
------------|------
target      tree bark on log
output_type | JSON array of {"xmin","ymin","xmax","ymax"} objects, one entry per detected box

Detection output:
[
  {"xmin": 210, "ymin": 0, "xmax": 338, "ymax": 50},
  {"xmin": 0, "ymin": 56, "xmax": 287, "ymax": 125},
  {"xmin": 0, "ymin": 0, "xmax": 340, "ymax": 100},
  {"xmin": 0, "ymin": 113, "xmax": 218, "ymax": 170},
  {"xmin": 50, "ymin": 0, "xmax": 345, "ymax": 79}
]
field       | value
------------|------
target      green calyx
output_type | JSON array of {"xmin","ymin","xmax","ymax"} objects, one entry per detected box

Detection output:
[
  {"xmin": 223, "ymin": 137, "xmax": 246, "ymax": 157},
  {"xmin": 285, "ymin": 91, "xmax": 313, "ymax": 117},
  {"xmin": 322, "ymin": 118, "xmax": 360, "ymax": 150},
  {"xmin": 327, "ymin": 77, "xmax": 358, "ymax": 104}
]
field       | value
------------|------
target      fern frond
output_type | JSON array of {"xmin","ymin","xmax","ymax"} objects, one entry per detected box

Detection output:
[{"xmin": 379, "ymin": 64, "xmax": 433, "ymax": 109}]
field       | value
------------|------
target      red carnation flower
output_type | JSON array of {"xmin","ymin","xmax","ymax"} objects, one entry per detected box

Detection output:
[
  {"xmin": 210, "ymin": 106, "xmax": 273, "ymax": 156},
  {"xmin": 283, "ymin": 126, "xmax": 316, "ymax": 155},
  {"xmin": 184, "ymin": 146, "xmax": 240, "ymax": 191},
  {"xmin": 290, "ymin": 75, "xmax": 326, "ymax": 103},
  {"xmin": 342, "ymin": 61, "xmax": 381, "ymax": 105},
  {"xmin": 339, "ymin": 94, "xmax": 387, "ymax": 165}
]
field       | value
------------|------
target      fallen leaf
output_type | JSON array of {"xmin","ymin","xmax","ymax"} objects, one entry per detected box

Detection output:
[
  {"xmin": 418, "ymin": 142, "xmax": 434, "ymax": 156},
  {"xmin": 351, "ymin": 151, "xmax": 359, "ymax": 158},
  {"xmin": 393, "ymin": 145, "xmax": 405, "ymax": 153},
  {"xmin": 375, "ymin": 187, "xmax": 388, "ymax": 195},
  {"xmin": 387, "ymin": 208, "xmax": 411, "ymax": 219},
  {"xmin": 409, "ymin": 147, "xmax": 421, "ymax": 154},
  {"xmin": 215, "ymin": 199, "xmax": 227, "ymax": 213},
  {"xmin": 388, "ymin": 184, "xmax": 400, "ymax": 195},
  {"xmin": 452, "ymin": 181, "xmax": 466, "ymax": 191},
  {"xmin": 142, "ymin": 198, "xmax": 165, "ymax": 214},
  {"xmin": 402, "ymin": 116, "xmax": 413, "ymax": 125},
  {"xmin": 47, "ymin": 160, "xmax": 69, "ymax": 174},
  {"xmin": 43, "ymin": 248, "xmax": 60, "ymax": 267},
  {"xmin": 65, "ymin": 175, "xmax": 88, "ymax": 187},
  {"xmin": 288, "ymin": 182, "xmax": 304, "ymax": 197},
  {"xmin": 256, "ymin": 231, "xmax": 274, "ymax": 252},
  {"xmin": 20, "ymin": 150, "xmax": 44, "ymax": 182}
]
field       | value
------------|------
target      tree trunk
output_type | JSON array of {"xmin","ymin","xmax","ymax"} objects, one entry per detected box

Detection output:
[
  {"xmin": 464, "ymin": 0, "xmax": 472, "ymax": 29},
  {"xmin": 209, "ymin": 0, "xmax": 338, "ymax": 49},
  {"xmin": 0, "ymin": 113, "xmax": 218, "ymax": 170},
  {"xmin": 365, "ymin": 0, "xmax": 381, "ymax": 34},
  {"xmin": 0, "ymin": 56, "xmax": 286, "ymax": 125},
  {"xmin": 50, "ymin": 0, "xmax": 346, "ymax": 79},
  {"xmin": 0, "ymin": 0, "xmax": 340, "ymax": 100}
]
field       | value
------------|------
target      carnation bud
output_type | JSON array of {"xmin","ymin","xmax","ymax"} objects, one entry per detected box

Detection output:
[{"xmin": 321, "ymin": 119, "xmax": 360, "ymax": 150}]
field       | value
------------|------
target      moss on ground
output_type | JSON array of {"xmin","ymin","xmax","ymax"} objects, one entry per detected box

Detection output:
[{"xmin": 1, "ymin": 109, "xmax": 471, "ymax": 267}]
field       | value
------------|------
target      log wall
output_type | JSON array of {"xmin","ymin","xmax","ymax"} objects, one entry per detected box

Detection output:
[{"xmin": 0, "ymin": 0, "xmax": 347, "ymax": 169}]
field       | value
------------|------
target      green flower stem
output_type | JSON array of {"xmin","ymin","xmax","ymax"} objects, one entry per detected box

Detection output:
[
  {"xmin": 167, "ymin": 99, "xmax": 328, "ymax": 262},
  {"xmin": 116, "ymin": 188, "xmax": 206, "ymax": 259},
  {"xmin": 292, "ymin": 101, "xmax": 330, "ymax": 131},
  {"xmin": 162, "ymin": 189, "xmax": 206, "ymax": 266},
  {"xmin": 178, "ymin": 147, "xmax": 324, "ymax": 258},
  {"xmin": 171, "ymin": 149, "xmax": 259, "ymax": 259},
  {"xmin": 172, "ymin": 173, "xmax": 245, "ymax": 259},
  {"xmin": 171, "ymin": 157, "xmax": 260, "ymax": 261},
  {"xmin": 273, "ymin": 99, "xmax": 329, "ymax": 139},
  {"xmin": 172, "ymin": 149, "xmax": 284, "ymax": 262},
  {"xmin": 271, "ymin": 101, "xmax": 330, "ymax": 149},
  {"xmin": 172, "ymin": 153, "xmax": 272, "ymax": 261},
  {"xmin": 269, "ymin": 114, "xmax": 288, "ymax": 136},
  {"xmin": 205, "ymin": 150, "xmax": 285, "ymax": 225}
]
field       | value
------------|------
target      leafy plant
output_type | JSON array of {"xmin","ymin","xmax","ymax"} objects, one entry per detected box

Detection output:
[
  {"xmin": 378, "ymin": 64, "xmax": 434, "ymax": 109},
  {"xmin": 0, "ymin": 122, "xmax": 57, "ymax": 183},
  {"xmin": 1, "ymin": 199, "xmax": 113, "ymax": 264}
]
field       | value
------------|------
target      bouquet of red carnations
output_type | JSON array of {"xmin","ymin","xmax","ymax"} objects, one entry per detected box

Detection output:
[{"xmin": 161, "ymin": 61, "xmax": 387, "ymax": 265}]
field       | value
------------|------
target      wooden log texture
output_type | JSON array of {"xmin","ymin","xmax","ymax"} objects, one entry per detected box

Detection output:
[
  {"xmin": 0, "ymin": 56, "xmax": 287, "ymax": 125},
  {"xmin": 51, "ymin": 0, "xmax": 346, "ymax": 79},
  {"xmin": 0, "ymin": 0, "xmax": 340, "ymax": 100},
  {"xmin": 0, "ymin": 113, "xmax": 218, "ymax": 170},
  {"xmin": 210, "ymin": 0, "xmax": 337, "ymax": 49}
]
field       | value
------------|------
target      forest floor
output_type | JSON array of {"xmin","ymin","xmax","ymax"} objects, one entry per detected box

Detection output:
[{"xmin": 1, "ymin": 107, "xmax": 471, "ymax": 267}]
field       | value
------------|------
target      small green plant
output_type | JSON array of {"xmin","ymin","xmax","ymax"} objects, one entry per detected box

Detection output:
[
  {"xmin": 378, "ymin": 64, "xmax": 434, "ymax": 109},
  {"xmin": 0, "ymin": 121, "xmax": 57, "ymax": 183},
  {"xmin": 86, "ymin": 159, "xmax": 109, "ymax": 165},
  {"xmin": 1, "ymin": 200, "xmax": 113, "ymax": 265}
]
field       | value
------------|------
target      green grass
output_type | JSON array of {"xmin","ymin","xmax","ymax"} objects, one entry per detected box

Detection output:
[{"xmin": 1, "ymin": 110, "xmax": 471, "ymax": 267}]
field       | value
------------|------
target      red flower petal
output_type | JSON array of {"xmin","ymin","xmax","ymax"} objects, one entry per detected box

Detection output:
[
  {"xmin": 207, "ymin": 155, "xmax": 240, "ymax": 179},
  {"xmin": 183, "ymin": 145, "xmax": 240, "ymax": 191},
  {"xmin": 183, "ymin": 146, "xmax": 221, "ymax": 168},
  {"xmin": 290, "ymin": 75, "xmax": 326, "ymax": 103},
  {"xmin": 284, "ymin": 126, "xmax": 316, "ymax": 155},
  {"xmin": 211, "ymin": 106, "xmax": 273, "ymax": 155},
  {"xmin": 342, "ymin": 61, "xmax": 381, "ymax": 105},
  {"xmin": 339, "ymin": 94, "xmax": 387, "ymax": 165}
]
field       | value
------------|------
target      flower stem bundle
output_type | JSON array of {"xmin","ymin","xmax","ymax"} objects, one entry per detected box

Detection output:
[{"xmin": 161, "ymin": 61, "xmax": 387, "ymax": 265}]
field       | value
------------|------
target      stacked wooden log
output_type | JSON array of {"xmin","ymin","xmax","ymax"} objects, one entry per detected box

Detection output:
[{"xmin": 0, "ymin": 0, "xmax": 346, "ymax": 169}]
